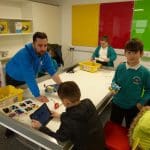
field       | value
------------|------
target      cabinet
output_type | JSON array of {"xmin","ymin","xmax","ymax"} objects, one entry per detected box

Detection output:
[
  {"xmin": 0, "ymin": 0, "xmax": 61, "ymax": 64},
  {"xmin": 0, "ymin": 1, "xmax": 33, "ymax": 63},
  {"xmin": 0, "ymin": 18, "xmax": 33, "ymax": 36}
]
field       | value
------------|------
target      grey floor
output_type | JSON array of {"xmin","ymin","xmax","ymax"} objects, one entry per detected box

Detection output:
[
  {"xmin": 0, "ymin": 126, "xmax": 31, "ymax": 150},
  {"xmin": 0, "ymin": 104, "xmax": 111, "ymax": 150}
]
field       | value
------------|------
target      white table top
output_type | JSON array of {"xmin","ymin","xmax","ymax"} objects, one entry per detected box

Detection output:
[
  {"xmin": 2, "ymin": 68, "xmax": 115, "ymax": 131},
  {"xmin": 38, "ymin": 68, "xmax": 115, "ymax": 132},
  {"xmin": 39, "ymin": 68, "xmax": 115, "ymax": 106},
  {"xmin": 0, "ymin": 68, "xmax": 115, "ymax": 149}
]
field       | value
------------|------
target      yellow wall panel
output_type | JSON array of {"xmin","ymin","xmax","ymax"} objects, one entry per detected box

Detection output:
[{"xmin": 72, "ymin": 4, "xmax": 99, "ymax": 47}]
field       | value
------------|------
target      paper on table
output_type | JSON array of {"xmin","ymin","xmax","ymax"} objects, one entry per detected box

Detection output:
[{"xmin": 95, "ymin": 57, "xmax": 105, "ymax": 62}]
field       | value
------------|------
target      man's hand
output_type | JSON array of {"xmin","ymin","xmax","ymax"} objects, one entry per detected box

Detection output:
[{"xmin": 36, "ymin": 95, "xmax": 49, "ymax": 103}]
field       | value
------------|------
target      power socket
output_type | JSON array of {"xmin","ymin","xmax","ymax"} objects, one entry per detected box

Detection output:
[{"xmin": 69, "ymin": 47, "xmax": 75, "ymax": 51}]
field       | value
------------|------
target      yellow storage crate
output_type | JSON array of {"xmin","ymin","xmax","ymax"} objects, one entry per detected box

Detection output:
[
  {"xmin": 79, "ymin": 61, "xmax": 101, "ymax": 73},
  {"xmin": 0, "ymin": 85, "xmax": 23, "ymax": 107}
]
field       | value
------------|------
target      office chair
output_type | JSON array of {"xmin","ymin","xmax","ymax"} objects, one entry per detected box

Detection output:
[{"xmin": 47, "ymin": 43, "xmax": 64, "ymax": 67}]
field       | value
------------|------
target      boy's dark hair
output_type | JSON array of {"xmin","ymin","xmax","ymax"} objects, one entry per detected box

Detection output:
[
  {"xmin": 33, "ymin": 32, "xmax": 48, "ymax": 42},
  {"xmin": 57, "ymin": 81, "xmax": 81, "ymax": 103},
  {"xmin": 101, "ymin": 35, "xmax": 109, "ymax": 43},
  {"xmin": 125, "ymin": 38, "xmax": 143, "ymax": 53}
]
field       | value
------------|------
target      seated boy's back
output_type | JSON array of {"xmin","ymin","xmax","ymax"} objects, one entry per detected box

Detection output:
[
  {"xmin": 32, "ymin": 81, "xmax": 105, "ymax": 150},
  {"xmin": 58, "ymin": 98, "xmax": 104, "ymax": 150}
]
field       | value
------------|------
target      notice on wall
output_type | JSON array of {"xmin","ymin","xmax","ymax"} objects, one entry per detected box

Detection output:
[{"xmin": 15, "ymin": 22, "xmax": 22, "ymax": 33}]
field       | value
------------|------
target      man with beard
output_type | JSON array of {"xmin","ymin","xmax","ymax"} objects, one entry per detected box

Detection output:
[{"xmin": 5, "ymin": 32, "xmax": 62, "ymax": 103}]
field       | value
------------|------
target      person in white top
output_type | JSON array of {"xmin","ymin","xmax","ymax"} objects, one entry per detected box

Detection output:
[{"xmin": 91, "ymin": 36, "xmax": 117, "ymax": 67}]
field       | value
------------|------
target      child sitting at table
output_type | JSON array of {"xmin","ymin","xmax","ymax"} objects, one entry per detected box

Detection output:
[
  {"xmin": 91, "ymin": 35, "xmax": 117, "ymax": 67},
  {"xmin": 32, "ymin": 81, "xmax": 105, "ymax": 150}
]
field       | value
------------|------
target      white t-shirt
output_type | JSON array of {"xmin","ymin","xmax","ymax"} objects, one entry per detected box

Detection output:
[{"xmin": 99, "ymin": 47, "xmax": 108, "ymax": 59}]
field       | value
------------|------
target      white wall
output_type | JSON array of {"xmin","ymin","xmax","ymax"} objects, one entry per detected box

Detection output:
[
  {"xmin": 0, "ymin": 1, "xmax": 29, "ymax": 57},
  {"xmin": 0, "ymin": 1, "xmax": 22, "ymax": 19},
  {"xmin": 0, "ymin": 0, "xmax": 149, "ymax": 69},
  {"xmin": 0, "ymin": 1, "xmax": 61, "ymax": 59},
  {"xmin": 60, "ymin": 0, "xmax": 126, "ymax": 68},
  {"xmin": 32, "ymin": 2, "xmax": 61, "ymax": 44},
  {"xmin": 60, "ymin": 0, "xmax": 149, "ymax": 69}
]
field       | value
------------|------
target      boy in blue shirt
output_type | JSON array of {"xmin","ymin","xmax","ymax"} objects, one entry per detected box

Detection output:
[{"xmin": 110, "ymin": 39, "xmax": 150, "ymax": 128}]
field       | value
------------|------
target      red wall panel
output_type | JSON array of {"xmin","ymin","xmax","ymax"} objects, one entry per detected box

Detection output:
[{"xmin": 99, "ymin": 1, "xmax": 134, "ymax": 49}]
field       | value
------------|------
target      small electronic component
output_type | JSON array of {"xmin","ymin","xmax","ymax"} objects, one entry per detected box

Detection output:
[
  {"xmin": 30, "ymin": 103, "xmax": 38, "ymax": 109},
  {"xmin": 19, "ymin": 102, "xmax": 26, "ymax": 107},
  {"xmin": 10, "ymin": 105, "xmax": 18, "ymax": 110},
  {"xmin": 15, "ymin": 109, "xmax": 24, "ymax": 114},
  {"xmin": 44, "ymin": 84, "xmax": 59, "ymax": 93},
  {"xmin": 25, "ymin": 107, "xmax": 32, "ymax": 112},
  {"xmin": 109, "ymin": 82, "xmax": 121, "ymax": 94},
  {"xmin": 44, "ymin": 85, "xmax": 54, "ymax": 93},
  {"xmin": 3, "ymin": 108, "xmax": 10, "ymax": 113},
  {"xmin": 25, "ymin": 100, "xmax": 33, "ymax": 104}
]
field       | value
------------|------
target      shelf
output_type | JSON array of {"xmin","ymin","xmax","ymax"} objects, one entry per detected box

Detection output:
[
  {"xmin": 0, "ymin": 18, "xmax": 33, "ymax": 35},
  {"xmin": 0, "ymin": 18, "xmax": 32, "ymax": 21},
  {"xmin": 0, "ymin": 33, "xmax": 33, "ymax": 36}
]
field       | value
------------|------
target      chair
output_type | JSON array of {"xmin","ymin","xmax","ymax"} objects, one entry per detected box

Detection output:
[
  {"xmin": 47, "ymin": 43, "xmax": 64, "ymax": 67},
  {"xmin": 104, "ymin": 121, "xmax": 130, "ymax": 150},
  {"xmin": 38, "ymin": 44, "xmax": 64, "ymax": 77}
]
